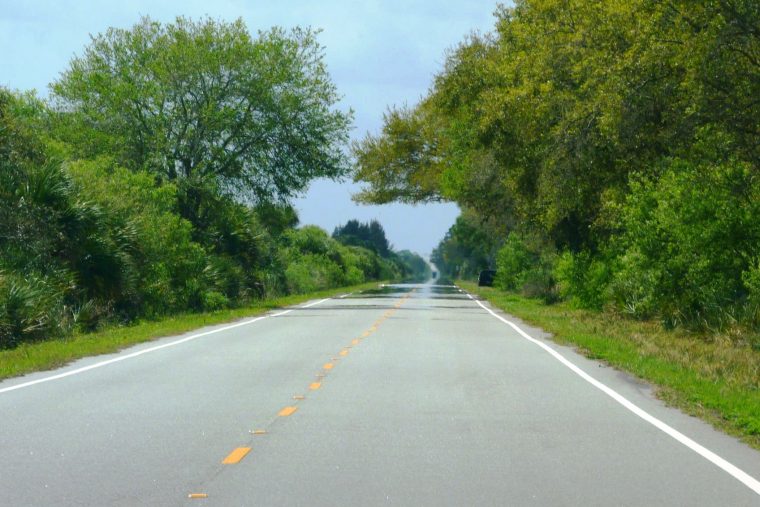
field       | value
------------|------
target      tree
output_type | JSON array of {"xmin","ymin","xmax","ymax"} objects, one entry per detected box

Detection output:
[
  {"xmin": 52, "ymin": 16, "xmax": 352, "ymax": 227},
  {"xmin": 332, "ymin": 219, "xmax": 391, "ymax": 258},
  {"xmin": 431, "ymin": 210, "xmax": 502, "ymax": 279},
  {"xmin": 395, "ymin": 250, "xmax": 432, "ymax": 282}
]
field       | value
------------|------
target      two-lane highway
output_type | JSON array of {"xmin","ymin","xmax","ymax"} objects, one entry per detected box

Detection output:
[{"xmin": 1, "ymin": 283, "xmax": 759, "ymax": 505}]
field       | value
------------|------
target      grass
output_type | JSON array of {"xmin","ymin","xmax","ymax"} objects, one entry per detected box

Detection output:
[
  {"xmin": 0, "ymin": 281, "xmax": 382, "ymax": 382},
  {"xmin": 459, "ymin": 281, "xmax": 760, "ymax": 450}
]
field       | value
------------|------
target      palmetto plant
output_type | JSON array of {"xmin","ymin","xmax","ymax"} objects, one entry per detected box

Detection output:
[
  {"xmin": 0, "ymin": 153, "xmax": 139, "ymax": 345},
  {"xmin": 0, "ymin": 273, "xmax": 65, "ymax": 349}
]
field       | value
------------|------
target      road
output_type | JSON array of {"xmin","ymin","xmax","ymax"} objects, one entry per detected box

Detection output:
[{"xmin": 1, "ymin": 283, "xmax": 759, "ymax": 506}]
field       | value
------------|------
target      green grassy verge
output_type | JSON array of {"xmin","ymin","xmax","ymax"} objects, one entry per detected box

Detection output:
[
  {"xmin": 459, "ymin": 281, "xmax": 760, "ymax": 450},
  {"xmin": 0, "ymin": 281, "xmax": 382, "ymax": 381}
]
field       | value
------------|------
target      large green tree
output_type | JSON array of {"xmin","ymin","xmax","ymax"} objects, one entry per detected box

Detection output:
[{"xmin": 52, "ymin": 16, "xmax": 352, "ymax": 227}]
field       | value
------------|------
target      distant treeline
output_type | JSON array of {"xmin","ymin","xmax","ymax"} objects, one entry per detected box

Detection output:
[
  {"xmin": 0, "ymin": 17, "xmax": 428, "ymax": 349},
  {"xmin": 354, "ymin": 1, "xmax": 760, "ymax": 336}
]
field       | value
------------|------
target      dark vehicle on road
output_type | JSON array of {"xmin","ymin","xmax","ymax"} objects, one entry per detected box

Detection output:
[{"xmin": 478, "ymin": 269, "xmax": 496, "ymax": 287}]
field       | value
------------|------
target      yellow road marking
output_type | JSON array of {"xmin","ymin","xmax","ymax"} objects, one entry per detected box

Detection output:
[
  {"xmin": 339, "ymin": 349, "xmax": 349, "ymax": 357},
  {"xmin": 222, "ymin": 447, "xmax": 251, "ymax": 464},
  {"xmin": 188, "ymin": 493, "xmax": 209, "ymax": 499},
  {"xmin": 278, "ymin": 406, "xmax": 298, "ymax": 417},
  {"xmin": 362, "ymin": 331, "xmax": 371, "ymax": 337},
  {"xmin": 323, "ymin": 363, "xmax": 334, "ymax": 370},
  {"xmin": 352, "ymin": 339, "xmax": 360, "ymax": 345},
  {"xmin": 309, "ymin": 382, "xmax": 322, "ymax": 390},
  {"xmin": 251, "ymin": 429, "xmax": 267, "ymax": 435}
]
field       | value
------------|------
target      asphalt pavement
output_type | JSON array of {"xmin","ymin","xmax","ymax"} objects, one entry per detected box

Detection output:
[{"xmin": 1, "ymin": 283, "xmax": 759, "ymax": 506}]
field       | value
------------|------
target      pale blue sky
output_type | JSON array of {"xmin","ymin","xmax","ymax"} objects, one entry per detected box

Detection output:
[{"xmin": 0, "ymin": 0, "xmax": 500, "ymax": 258}]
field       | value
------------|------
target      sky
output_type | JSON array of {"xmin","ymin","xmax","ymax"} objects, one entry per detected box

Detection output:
[{"xmin": 0, "ymin": 0, "xmax": 500, "ymax": 258}]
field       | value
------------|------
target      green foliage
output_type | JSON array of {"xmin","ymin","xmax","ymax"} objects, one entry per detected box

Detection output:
[
  {"xmin": 285, "ymin": 254, "xmax": 344, "ymax": 294},
  {"xmin": 0, "ymin": 12, "xmax": 406, "ymax": 351},
  {"xmin": 0, "ymin": 273, "xmax": 68, "ymax": 349},
  {"xmin": 51, "ymin": 16, "xmax": 352, "ymax": 229},
  {"xmin": 352, "ymin": 107, "xmax": 444, "ymax": 204},
  {"xmin": 281, "ymin": 226, "xmax": 409, "ymax": 294},
  {"xmin": 332, "ymin": 219, "xmax": 391, "ymax": 258},
  {"xmin": 354, "ymin": 1, "xmax": 760, "ymax": 331},
  {"xmin": 395, "ymin": 250, "xmax": 431, "ymax": 282},
  {"xmin": 554, "ymin": 251, "xmax": 614, "ymax": 310},
  {"xmin": 611, "ymin": 156, "xmax": 760, "ymax": 327},
  {"xmin": 67, "ymin": 158, "xmax": 208, "ymax": 316},
  {"xmin": 431, "ymin": 210, "xmax": 502, "ymax": 279},
  {"xmin": 0, "ymin": 80, "xmax": 372, "ymax": 350},
  {"xmin": 495, "ymin": 233, "xmax": 557, "ymax": 302}
]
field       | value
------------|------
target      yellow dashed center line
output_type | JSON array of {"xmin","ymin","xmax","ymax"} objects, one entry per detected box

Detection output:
[
  {"xmin": 222, "ymin": 447, "xmax": 251, "ymax": 464},
  {"xmin": 190, "ymin": 292, "xmax": 417, "ymax": 501},
  {"xmin": 278, "ymin": 406, "xmax": 298, "ymax": 417}
]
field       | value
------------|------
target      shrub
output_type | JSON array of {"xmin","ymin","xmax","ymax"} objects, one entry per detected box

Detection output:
[
  {"xmin": 606, "ymin": 250, "xmax": 659, "ymax": 320},
  {"xmin": 494, "ymin": 233, "xmax": 534, "ymax": 290},
  {"xmin": 611, "ymin": 157, "xmax": 760, "ymax": 328},
  {"xmin": 201, "ymin": 291, "xmax": 230, "ymax": 312},
  {"xmin": 0, "ymin": 273, "xmax": 68, "ymax": 349},
  {"xmin": 495, "ymin": 233, "xmax": 558, "ymax": 302},
  {"xmin": 285, "ymin": 254, "xmax": 343, "ymax": 294},
  {"xmin": 554, "ymin": 251, "xmax": 614, "ymax": 310}
]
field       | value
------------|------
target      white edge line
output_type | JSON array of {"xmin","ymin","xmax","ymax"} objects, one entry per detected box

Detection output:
[
  {"xmin": 465, "ymin": 290, "xmax": 760, "ymax": 496},
  {"xmin": 0, "ymin": 298, "xmax": 332, "ymax": 395},
  {"xmin": 301, "ymin": 297, "xmax": 331, "ymax": 308}
]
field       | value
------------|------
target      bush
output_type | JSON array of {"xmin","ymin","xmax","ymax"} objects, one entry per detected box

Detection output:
[
  {"xmin": 495, "ymin": 233, "xmax": 558, "ymax": 302},
  {"xmin": 0, "ymin": 273, "xmax": 68, "ymax": 349},
  {"xmin": 611, "ymin": 157, "xmax": 760, "ymax": 328},
  {"xmin": 606, "ymin": 250, "xmax": 659, "ymax": 320},
  {"xmin": 554, "ymin": 251, "xmax": 614, "ymax": 310},
  {"xmin": 285, "ymin": 254, "xmax": 343, "ymax": 294},
  {"xmin": 494, "ymin": 233, "xmax": 534, "ymax": 290}
]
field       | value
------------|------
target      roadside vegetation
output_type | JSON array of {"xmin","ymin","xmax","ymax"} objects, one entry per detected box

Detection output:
[
  {"xmin": 0, "ymin": 17, "xmax": 428, "ymax": 355},
  {"xmin": 332, "ymin": 219, "xmax": 432, "ymax": 282},
  {"xmin": 353, "ymin": 1, "xmax": 760, "ymax": 442}
]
